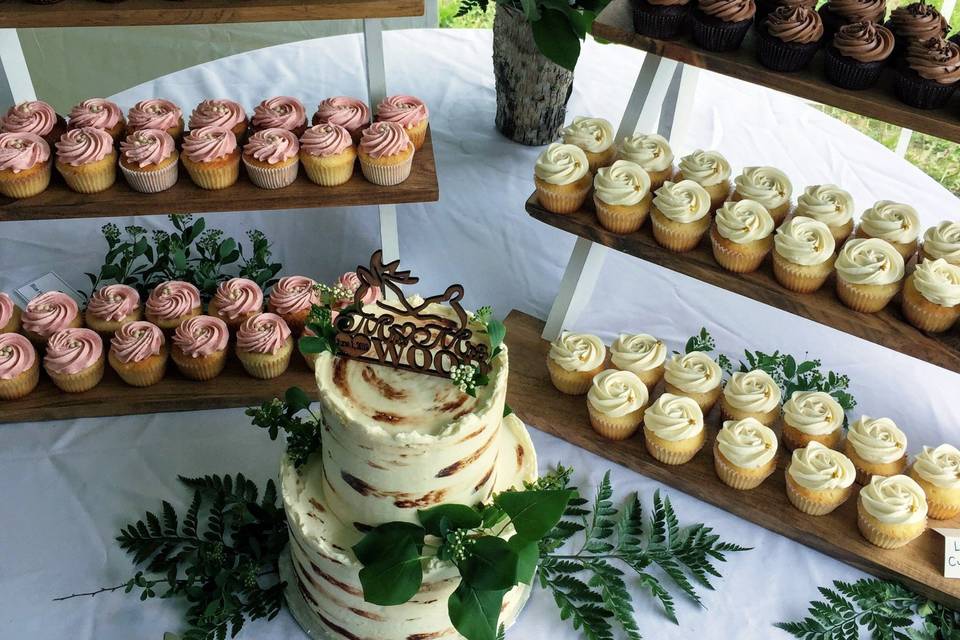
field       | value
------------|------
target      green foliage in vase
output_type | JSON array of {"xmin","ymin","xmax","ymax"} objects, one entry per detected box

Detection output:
[
  {"xmin": 776, "ymin": 578, "xmax": 960, "ymax": 640},
  {"xmin": 454, "ymin": 0, "xmax": 611, "ymax": 71},
  {"xmin": 246, "ymin": 387, "xmax": 322, "ymax": 470},
  {"xmin": 84, "ymin": 215, "xmax": 282, "ymax": 302}
]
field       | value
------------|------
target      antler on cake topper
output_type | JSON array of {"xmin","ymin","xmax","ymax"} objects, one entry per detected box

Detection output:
[{"xmin": 334, "ymin": 251, "xmax": 491, "ymax": 378}]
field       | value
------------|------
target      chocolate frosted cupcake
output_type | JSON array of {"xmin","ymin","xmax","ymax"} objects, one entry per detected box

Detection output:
[
  {"xmin": 825, "ymin": 21, "xmax": 895, "ymax": 89},
  {"xmin": 886, "ymin": 2, "xmax": 949, "ymax": 57},
  {"xmin": 632, "ymin": 0, "xmax": 691, "ymax": 39},
  {"xmin": 691, "ymin": 0, "xmax": 756, "ymax": 51},
  {"xmin": 756, "ymin": 0, "xmax": 814, "ymax": 26},
  {"xmin": 894, "ymin": 37, "xmax": 960, "ymax": 109},
  {"xmin": 757, "ymin": 6, "xmax": 824, "ymax": 71},
  {"xmin": 818, "ymin": 0, "xmax": 885, "ymax": 36}
]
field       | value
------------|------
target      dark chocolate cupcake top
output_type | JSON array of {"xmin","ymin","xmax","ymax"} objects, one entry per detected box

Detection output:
[
  {"xmin": 826, "ymin": 0, "xmax": 885, "ymax": 23},
  {"xmin": 649, "ymin": 0, "xmax": 689, "ymax": 7},
  {"xmin": 888, "ymin": 2, "xmax": 949, "ymax": 41},
  {"xmin": 699, "ymin": 0, "xmax": 756, "ymax": 22},
  {"xmin": 767, "ymin": 6, "xmax": 823, "ymax": 43},
  {"xmin": 775, "ymin": 0, "xmax": 816, "ymax": 9},
  {"xmin": 833, "ymin": 21, "xmax": 895, "ymax": 62},
  {"xmin": 905, "ymin": 37, "xmax": 960, "ymax": 84}
]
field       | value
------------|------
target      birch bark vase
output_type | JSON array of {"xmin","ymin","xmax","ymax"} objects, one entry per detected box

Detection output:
[{"xmin": 493, "ymin": 5, "xmax": 575, "ymax": 146}]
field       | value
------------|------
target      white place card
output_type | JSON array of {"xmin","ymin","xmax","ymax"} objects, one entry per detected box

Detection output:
[
  {"xmin": 13, "ymin": 272, "xmax": 84, "ymax": 307},
  {"xmin": 934, "ymin": 528, "xmax": 960, "ymax": 579}
]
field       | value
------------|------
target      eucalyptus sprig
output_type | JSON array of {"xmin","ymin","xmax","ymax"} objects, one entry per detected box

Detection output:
[
  {"xmin": 776, "ymin": 578, "xmax": 960, "ymax": 640},
  {"xmin": 245, "ymin": 387, "xmax": 322, "ymax": 469},
  {"xmin": 739, "ymin": 349, "xmax": 856, "ymax": 419},
  {"xmin": 682, "ymin": 327, "xmax": 733, "ymax": 375},
  {"xmin": 57, "ymin": 474, "xmax": 288, "ymax": 640}
]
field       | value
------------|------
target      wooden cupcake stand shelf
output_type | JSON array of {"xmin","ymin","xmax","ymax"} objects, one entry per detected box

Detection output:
[
  {"xmin": 0, "ymin": 128, "xmax": 438, "ymax": 221},
  {"xmin": 502, "ymin": 310, "xmax": 960, "ymax": 610}
]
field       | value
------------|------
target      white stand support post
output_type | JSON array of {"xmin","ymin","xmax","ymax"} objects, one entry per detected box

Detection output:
[
  {"xmin": 895, "ymin": 128, "xmax": 912, "ymax": 158},
  {"xmin": 540, "ymin": 53, "xmax": 693, "ymax": 341},
  {"xmin": 362, "ymin": 19, "xmax": 401, "ymax": 270},
  {"xmin": 0, "ymin": 29, "xmax": 36, "ymax": 107}
]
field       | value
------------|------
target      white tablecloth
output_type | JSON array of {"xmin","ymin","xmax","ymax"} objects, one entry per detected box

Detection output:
[{"xmin": 2, "ymin": 28, "xmax": 959, "ymax": 639}]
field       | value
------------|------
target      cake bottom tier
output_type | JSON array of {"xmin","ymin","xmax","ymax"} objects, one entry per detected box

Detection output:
[{"xmin": 281, "ymin": 414, "xmax": 538, "ymax": 640}]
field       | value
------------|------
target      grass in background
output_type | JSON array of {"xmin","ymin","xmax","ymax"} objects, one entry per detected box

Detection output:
[{"xmin": 440, "ymin": 0, "xmax": 960, "ymax": 196}]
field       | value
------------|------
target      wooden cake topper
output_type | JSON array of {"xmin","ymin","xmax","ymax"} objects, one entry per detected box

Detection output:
[{"xmin": 334, "ymin": 251, "xmax": 491, "ymax": 378}]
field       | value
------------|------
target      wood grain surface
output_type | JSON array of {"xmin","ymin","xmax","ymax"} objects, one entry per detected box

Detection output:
[
  {"xmin": 504, "ymin": 309, "xmax": 960, "ymax": 608},
  {"xmin": 0, "ymin": 129, "xmax": 438, "ymax": 221},
  {"xmin": 526, "ymin": 194, "xmax": 960, "ymax": 373},
  {"xmin": 592, "ymin": 0, "xmax": 960, "ymax": 144}
]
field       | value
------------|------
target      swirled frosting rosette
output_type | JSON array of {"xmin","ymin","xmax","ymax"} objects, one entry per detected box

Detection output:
[
  {"xmin": 922, "ymin": 221, "xmax": 960, "ymax": 265},
  {"xmin": 714, "ymin": 418, "xmax": 779, "ymax": 490},
  {"xmin": 252, "ymin": 96, "xmax": 307, "ymax": 135},
  {"xmin": 593, "ymin": 160, "xmax": 653, "ymax": 233},
  {"xmin": 108, "ymin": 321, "xmax": 168, "ymax": 387},
  {"xmin": 236, "ymin": 313, "xmax": 294, "ymax": 380},
  {"xmin": 617, "ymin": 133, "xmax": 674, "ymax": 186},
  {"xmin": 68, "ymin": 98, "xmax": 125, "ymax": 140},
  {"xmin": 711, "ymin": 200, "xmax": 775, "ymax": 273},
  {"xmin": 720, "ymin": 369, "xmax": 782, "ymax": 425},
  {"xmin": 773, "ymin": 216, "xmax": 837, "ymax": 293},
  {"xmin": 119, "ymin": 128, "xmax": 179, "ymax": 193},
  {"xmin": 835, "ymin": 238, "xmax": 905, "ymax": 312},
  {"xmin": 910, "ymin": 444, "xmax": 960, "ymax": 519},
  {"xmin": 586, "ymin": 369, "xmax": 649, "ymax": 440},
  {"xmin": 857, "ymin": 200, "xmax": 920, "ymax": 259},
  {"xmin": 55, "ymin": 127, "xmax": 117, "ymax": 193},
  {"xmin": 643, "ymin": 393, "xmax": 706, "ymax": 465},
  {"xmin": 312, "ymin": 97, "xmax": 371, "ymax": 141},
  {"xmin": 610, "ymin": 333, "xmax": 666, "ymax": 387},
  {"xmin": 188, "ymin": 99, "xmax": 247, "ymax": 138},
  {"xmin": 902, "ymin": 258, "xmax": 960, "ymax": 332},
  {"xmin": 243, "ymin": 128, "xmax": 300, "ymax": 189},
  {"xmin": 1, "ymin": 100, "xmax": 63, "ymax": 145},
  {"xmin": 663, "ymin": 351, "xmax": 723, "ymax": 412},
  {"xmin": 209, "ymin": 278, "xmax": 264, "ymax": 327},
  {"xmin": 897, "ymin": 37, "xmax": 960, "ymax": 110},
  {"xmin": 22, "ymin": 291, "xmax": 80, "ymax": 342},
  {"xmin": 794, "ymin": 184, "xmax": 854, "ymax": 243},
  {"xmin": 844, "ymin": 415, "xmax": 908, "ymax": 484},
  {"xmin": 44, "ymin": 328, "xmax": 105, "ymax": 393},
  {"xmin": 733, "ymin": 167, "xmax": 792, "ymax": 222},
  {"xmin": 561, "ymin": 116, "xmax": 614, "ymax": 171},
  {"xmin": 650, "ymin": 179, "xmax": 714, "ymax": 252},
  {"xmin": 375, "ymin": 95, "xmax": 429, "ymax": 149},
  {"xmin": 786, "ymin": 442, "xmax": 856, "ymax": 515},
  {"xmin": 857, "ymin": 475, "xmax": 927, "ymax": 549},
  {"xmin": 171, "ymin": 315, "xmax": 229, "ymax": 381},
  {"xmin": 0, "ymin": 292, "xmax": 20, "ymax": 334},
  {"xmin": 85, "ymin": 284, "xmax": 142, "ymax": 333},
  {"xmin": 145, "ymin": 281, "xmax": 202, "ymax": 330},
  {"xmin": 546, "ymin": 331, "xmax": 606, "ymax": 395},
  {"xmin": 0, "ymin": 333, "xmax": 39, "ymax": 400},
  {"xmin": 781, "ymin": 390, "xmax": 845, "ymax": 450},
  {"xmin": 268, "ymin": 276, "xmax": 319, "ymax": 332},
  {"xmin": 358, "ymin": 122, "xmax": 414, "ymax": 187},
  {"xmin": 127, "ymin": 99, "xmax": 183, "ymax": 138}
]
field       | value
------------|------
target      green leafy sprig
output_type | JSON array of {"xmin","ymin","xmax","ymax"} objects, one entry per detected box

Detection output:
[
  {"xmin": 739, "ymin": 349, "xmax": 857, "ymax": 420},
  {"xmin": 682, "ymin": 327, "xmax": 733, "ymax": 375},
  {"xmin": 449, "ymin": 306, "xmax": 506, "ymax": 397},
  {"xmin": 246, "ymin": 387, "xmax": 322, "ymax": 469},
  {"xmin": 776, "ymin": 578, "xmax": 960, "ymax": 640},
  {"xmin": 85, "ymin": 215, "xmax": 282, "ymax": 301},
  {"xmin": 57, "ymin": 474, "xmax": 288, "ymax": 640}
]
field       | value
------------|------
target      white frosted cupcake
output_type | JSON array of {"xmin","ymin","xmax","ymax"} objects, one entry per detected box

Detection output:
[
  {"xmin": 586, "ymin": 369, "xmax": 649, "ymax": 440},
  {"xmin": 534, "ymin": 143, "xmax": 591, "ymax": 215},
  {"xmin": 561, "ymin": 116, "xmax": 615, "ymax": 172},
  {"xmin": 546, "ymin": 331, "xmax": 606, "ymax": 395},
  {"xmin": 676, "ymin": 149, "xmax": 731, "ymax": 211},
  {"xmin": 719, "ymin": 369, "xmax": 782, "ymax": 426},
  {"xmin": 650, "ymin": 180, "xmax": 712, "ymax": 252},
  {"xmin": 857, "ymin": 475, "xmax": 927, "ymax": 549},
  {"xmin": 714, "ymin": 418, "xmax": 779, "ymax": 490},
  {"xmin": 844, "ymin": 415, "xmax": 908, "ymax": 484},
  {"xmin": 901, "ymin": 258, "xmax": 960, "ymax": 333},
  {"xmin": 855, "ymin": 201, "xmax": 920, "ymax": 262},
  {"xmin": 794, "ymin": 184, "xmax": 855, "ymax": 247},
  {"xmin": 909, "ymin": 445, "xmax": 960, "ymax": 520},
  {"xmin": 616, "ymin": 133, "xmax": 674, "ymax": 189},
  {"xmin": 921, "ymin": 221, "xmax": 960, "ymax": 265},
  {"xmin": 710, "ymin": 200, "xmax": 775, "ymax": 273},
  {"xmin": 610, "ymin": 333, "xmax": 666, "ymax": 389},
  {"xmin": 772, "ymin": 216, "xmax": 837, "ymax": 293},
  {"xmin": 592, "ymin": 160, "xmax": 652, "ymax": 234},
  {"xmin": 663, "ymin": 351, "xmax": 723, "ymax": 413},
  {"xmin": 643, "ymin": 393, "xmax": 705, "ymax": 465},
  {"xmin": 786, "ymin": 442, "xmax": 857, "ymax": 515},
  {"xmin": 835, "ymin": 238, "xmax": 905, "ymax": 313},
  {"xmin": 732, "ymin": 166, "xmax": 792, "ymax": 225},
  {"xmin": 780, "ymin": 390, "xmax": 844, "ymax": 451}
]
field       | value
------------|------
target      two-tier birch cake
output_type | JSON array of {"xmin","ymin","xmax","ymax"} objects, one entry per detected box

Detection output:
[{"xmin": 281, "ymin": 254, "xmax": 538, "ymax": 640}]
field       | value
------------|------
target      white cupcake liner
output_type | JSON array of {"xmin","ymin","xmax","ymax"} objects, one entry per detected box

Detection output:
[
  {"xmin": 243, "ymin": 158, "xmax": 299, "ymax": 190},
  {"xmin": 120, "ymin": 161, "xmax": 178, "ymax": 193},
  {"xmin": 360, "ymin": 154, "xmax": 414, "ymax": 186}
]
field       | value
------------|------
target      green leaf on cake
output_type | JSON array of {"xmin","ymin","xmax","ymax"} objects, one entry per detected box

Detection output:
[
  {"xmin": 486, "ymin": 319, "xmax": 506, "ymax": 354},
  {"xmin": 494, "ymin": 489, "xmax": 575, "ymax": 540},
  {"xmin": 298, "ymin": 336, "xmax": 331, "ymax": 355},
  {"xmin": 357, "ymin": 540, "xmax": 425, "ymax": 606},
  {"xmin": 352, "ymin": 522, "xmax": 425, "ymax": 564},
  {"xmin": 508, "ymin": 536, "xmax": 539, "ymax": 585},
  {"xmin": 448, "ymin": 582, "xmax": 509, "ymax": 640},
  {"xmin": 418, "ymin": 504, "xmax": 482, "ymax": 537},
  {"xmin": 284, "ymin": 387, "xmax": 311, "ymax": 414},
  {"xmin": 459, "ymin": 536, "xmax": 519, "ymax": 591}
]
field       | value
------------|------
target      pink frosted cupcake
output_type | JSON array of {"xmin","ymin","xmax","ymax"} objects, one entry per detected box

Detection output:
[
  {"xmin": 0, "ymin": 333, "xmax": 39, "ymax": 400},
  {"xmin": 181, "ymin": 126, "xmax": 240, "ymax": 190},
  {"xmin": 109, "ymin": 321, "xmax": 168, "ymax": 387},
  {"xmin": 242, "ymin": 128, "xmax": 299, "ymax": 189},
  {"xmin": 0, "ymin": 292, "xmax": 22, "ymax": 334},
  {"xmin": 126, "ymin": 99, "xmax": 184, "ymax": 141},
  {"xmin": 235, "ymin": 312, "xmax": 293, "ymax": 379},
  {"xmin": 145, "ymin": 281, "xmax": 202, "ymax": 331},
  {"xmin": 44, "ymin": 328, "xmax": 105, "ymax": 393},
  {"xmin": 188, "ymin": 99, "xmax": 248, "ymax": 141},
  {"xmin": 119, "ymin": 128, "xmax": 179, "ymax": 193},
  {"xmin": 299, "ymin": 123, "xmax": 356, "ymax": 187},
  {"xmin": 267, "ymin": 276, "xmax": 318, "ymax": 333},
  {"xmin": 0, "ymin": 132, "xmax": 51, "ymax": 199},
  {"xmin": 208, "ymin": 278, "xmax": 264, "ymax": 330},
  {"xmin": 252, "ymin": 96, "xmax": 307, "ymax": 137},
  {"xmin": 84, "ymin": 284, "xmax": 142, "ymax": 336},
  {"xmin": 171, "ymin": 315, "xmax": 229, "ymax": 381},
  {"xmin": 312, "ymin": 97, "xmax": 370, "ymax": 144},
  {"xmin": 55, "ymin": 127, "xmax": 116, "ymax": 193},
  {"xmin": 375, "ymin": 95, "xmax": 429, "ymax": 150},
  {"xmin": 1, "ymin": 100, "xmax": 66, "ymax": 148},
  {"xmin": 358, "ymin": 121, "xmax": 414, "ymax": 186},
  {"xmin": 22, "ymin": 291, "xmax": 82, "ymax": 345},
  {"xmin": 68, "ymin": 98, "xmax": 125, "ymax": 143}
]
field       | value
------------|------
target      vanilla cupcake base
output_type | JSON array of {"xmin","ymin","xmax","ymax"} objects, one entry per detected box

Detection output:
[
  {"xmin": 644, "ymin": 427, "xmax": 705, "ymax": 465},
  {"xmin": 120, "ymin": 157, "xmax": 179, "ymax": 194},
  {"xmin": 843, "ymin": 440, "xmax": 907, "ymax": 485},
  {"xmin": 583, "ymin": 147, "xmax": 616, "ymax": 174},
  {"xmin": 301, "ymin": 150, "xmax": 356, "ymax": 187},
  {"xmin": 236, "ymin": 338, "xmax": 294, "ymax": 379},
  {"xmin": 901, "ymin": 273, "xmax": 960, "ymax": 333},
  {"xmin": 594, "ymin": 193, "xmax": 651, "ymax": 234},
  {"xmin": 0, "ymin": 360, "xmax": 40, "ymax": 400},
  {"xmin": 359, "ymin": 152, "xmax": 414, "ymax": 186},
  {"xmin": 857, "ymin": 501, "xmax": 926, "ymax": 549},
  {"xmin": 616, "ymin": 363, "xmax": 664, "ymax": 390},
  {"xmin": 651, "ymin": 208, "xmax": 711, "ymax": 253},
  {"xmin": 785, "ymin": 471, "xmax": 852, "ymax": 516},
  {"xmin": 719, "ymin": 394, "xmax": 781, "ymax": 427},
  {"xmin": 171, "ymin": 346, "xmax": 228, "ymax": 381},
  {"xmin": 0, "ymin": 161, "xmax": 52, "ymax": 198},
  {"xmin": 535, "ymin": 174, "xmax": 592, "ymax": 215},
  {"xmin": 836, "ymin": 278, "xmax": 901, "ymax": 314},
  {"xmin": 710, "ymin": 225, "xmax": 773, "ymax": 273},
  {"xmin": 714, "ymin": 442, "xmax": 777, "ymax": 490},
  {"xmin": 109, "ymin": 349, "xmax": 169, "ymax": 387},
  {"xmin": 57, "ymin": 155, "xmax": 117, "ymax": 194},
  {"xmin": 547, "ymin": 356, "xmax": 605, "ymax": 396},
  {"xmin": 908, "ymin": 465, "xmax": 960, "ymax": 520},
  {"xmin": 243, "ymin": 157, "xmax": 299, "ymax": 190},
  {"xmin": 772, "ymin": 252, "xmax": 836, "ymax": 294},
  {"xmin": 780, "ymin": 422, "xmax": 842, "ymax": 451},
  {"xmin": 663, "ymin": 381, "xmax": 721, "ymax": 415},
  {"xmin": 47, "ymin": 357, "xmax": 105, "ymax": 393},
  {"xmin": 587, "ymin": 402, "xmax": 644, "ymax": 440}
]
